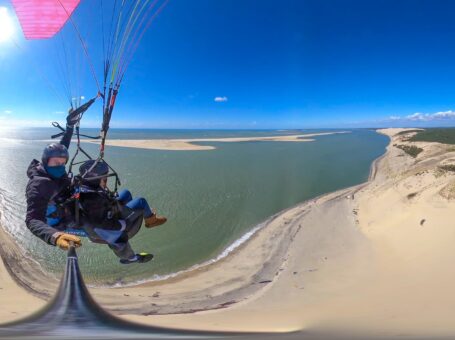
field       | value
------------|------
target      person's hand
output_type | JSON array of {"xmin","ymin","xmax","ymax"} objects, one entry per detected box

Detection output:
[
  {"xmin": 66, "ymin": 109, "xmax": 80, "ymax": 128},
  {"xmin": 56, "ymin": 233, "xmax": 82, "ymax": 250}
]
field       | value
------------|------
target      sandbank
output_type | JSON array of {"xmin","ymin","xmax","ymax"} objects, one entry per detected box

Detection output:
[{"xmin": 82, "ymin": 131, "xmax": 350, "ymax": 150}]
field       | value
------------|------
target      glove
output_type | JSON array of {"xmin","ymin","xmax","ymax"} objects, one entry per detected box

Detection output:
[
  {"xmin": 55, "ymin": 233, "xmax": 82, "ymax": 250},
  {"xmin": 66, "ymin": 108, "xmax": 80, "ymax": 128}
]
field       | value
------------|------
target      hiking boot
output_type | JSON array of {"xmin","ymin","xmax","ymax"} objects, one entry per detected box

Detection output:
[
  {"xmin": 145, "ymin": 213, "xmax": 167, "ymax": 228},
  {"xmin": 120, "ymin": 253, "xmax": 154, "ymax": 264}
]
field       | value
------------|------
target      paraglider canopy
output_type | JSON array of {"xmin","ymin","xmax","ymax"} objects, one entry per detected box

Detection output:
[{"xmin": 11, "ymin": 0, "xmax": 80, "ymax": 39}]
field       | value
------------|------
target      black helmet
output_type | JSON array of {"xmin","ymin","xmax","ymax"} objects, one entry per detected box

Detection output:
[
  {"xmin": 41, "ymin": 143, "xmax": 69, "ymax": 166},
  {"xmin": 79, "ymin": 160, "xmax": 109, "ymax": 187}
]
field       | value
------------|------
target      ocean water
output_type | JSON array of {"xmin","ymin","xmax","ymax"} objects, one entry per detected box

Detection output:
[{"xmin": 0, "ymin": 128, "xmax": 388, "ymax": 285}]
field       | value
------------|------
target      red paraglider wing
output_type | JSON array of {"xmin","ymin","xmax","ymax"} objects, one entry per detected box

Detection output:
[{"xmin": 11, "ymin": 0, "xmax": 80, "ymax": 39}]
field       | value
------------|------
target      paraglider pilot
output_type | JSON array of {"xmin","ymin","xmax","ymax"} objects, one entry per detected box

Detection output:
[{"xmin": 25, "ymin": 103, "xmax": 88, "ymax": 250}]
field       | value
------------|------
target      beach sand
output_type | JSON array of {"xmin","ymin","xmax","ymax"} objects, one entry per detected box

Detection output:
[
  {"xmin": 82, "ymin": 131, "xmax": 350, "ymax": 150},
  {"xmin": 0, "ymin": 226, "xmax": 50, "ymax": 323},
  {"xmin": 1, "ymin": 128, "xmax": 455, "ymax": 338}
]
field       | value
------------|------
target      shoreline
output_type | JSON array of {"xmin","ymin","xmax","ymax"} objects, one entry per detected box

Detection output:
[
  {"xmin": 0, "ymin": 130, "xmax": 374, "ymax": 305},
  {"xmin": 0, "ymin": 176, "xmax": 371, "ymax": 297},
  {"xmin": 90, "ymin": 222, "xmax": 267, "ymax": 289},
  {"xmin": 80, "ymin": 130, "xmax": 388, "ymax": 314},
  {"xmin": 90, "ymin": 183, "xmax": 363, "ymax": 316},
  {"xmin": 0, "ymin": 130, "xmax": 382, "ymax": 302},
  {"xmin": 99, "ymin": 185, "xmax": 367, "ymax": 290}
]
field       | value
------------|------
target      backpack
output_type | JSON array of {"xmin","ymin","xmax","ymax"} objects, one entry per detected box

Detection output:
[{"xmin": 78, "ymin": 185, "xmax": 122, "ymax": 227}]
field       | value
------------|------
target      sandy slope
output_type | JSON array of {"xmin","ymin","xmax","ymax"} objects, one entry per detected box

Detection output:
[
  {"xmin": 0, "ymin": 257, "xmax": 45, "ymax": 324},
  {"xmin": 1, "ymin": 128, "xmax": 455, "ymax": 338},
  {"xmin": 0, "ymin": 226, "xmax": 49, "ymax": 323}
]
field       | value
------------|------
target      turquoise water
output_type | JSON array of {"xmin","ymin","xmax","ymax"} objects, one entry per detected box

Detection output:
[{"xmin": 0, "ymin": 128, "xmax": 388, "ymax": 285}]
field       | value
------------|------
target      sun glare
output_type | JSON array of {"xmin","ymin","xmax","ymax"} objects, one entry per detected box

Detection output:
[{"xmin": 0, "ymin": 7, "xmax": 14, "ymax": 43}]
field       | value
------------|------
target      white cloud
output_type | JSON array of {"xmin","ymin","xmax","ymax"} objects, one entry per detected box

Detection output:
[
  {"xmin": 385, "ymin": 110, "xmax": 455, "ymax": 122},
  {"xmin": 3, "ymin": 110, "xmax": 12, "ymax": 114},
  {"xmin": 214, "ymin": 96, "xmax": 228, "ymax": 102},
  {"xmin": 405, "ymin": 110, "xmax": 455, "ymax": 121},
  {"xmin": 406, "ymin": 112, "xmax": 425, "ymax": 121},
  {"xmin": 432, "ymin": 110, "xmax": 455, "ymax": 119}
]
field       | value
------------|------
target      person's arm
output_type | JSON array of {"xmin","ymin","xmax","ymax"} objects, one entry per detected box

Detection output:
[
  {"xmin": 25, "ymin": 180, "xmax": 61, "ymax": 246},
  {"xmin": 71, "ymin": 96, "xmax": 97, "ymax": 117},
  {"xmin": 60, "ymin": 94, "xmax": 99, "ymax": 149},
  {"xmin": 59, "ymin": 125, "xmax": 74, "ymax": 149}
]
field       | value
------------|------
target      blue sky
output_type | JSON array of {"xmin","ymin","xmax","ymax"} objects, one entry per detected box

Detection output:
[{"xmin": 2, "ymin": 0, "xmax": 455, "ymax": 129}]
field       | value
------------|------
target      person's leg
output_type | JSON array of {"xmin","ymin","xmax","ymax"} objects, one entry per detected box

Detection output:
[
  {"xmin": 126, "ymin": 197, "xmax": 154, "ymax": 218},
  {"xmin": 109, "ymin": 232, "xmax": 154, "ymax": 264},
  {"xmin": 117, "ymin": 189, "xmax": 133, "ymax": 204},
  {"xmin": 123, "ymin": 192, "xmax": 167, "ymax": 229},
  {"xmin": 108, "ymin": 239, "xmax": 135, "ymax": 260}
]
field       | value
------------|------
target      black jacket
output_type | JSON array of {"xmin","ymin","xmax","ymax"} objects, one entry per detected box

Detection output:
[
  {"xmin": 78, "ymin": 185, "xmax": 123, "ymax": 231},
  {"xmin": 25, "ymin": 127, "xmax": 73, "ymax": 246}
]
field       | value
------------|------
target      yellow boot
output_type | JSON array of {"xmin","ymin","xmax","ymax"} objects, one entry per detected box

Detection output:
[{"xmin": 144, "ymin": 214, "xmax": 167, "ymax": 228}]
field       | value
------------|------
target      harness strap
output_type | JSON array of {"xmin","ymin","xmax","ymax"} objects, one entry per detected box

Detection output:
[{"xmin": 49, "ymin": 94, "xmax": 123, "ymax": 229}]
